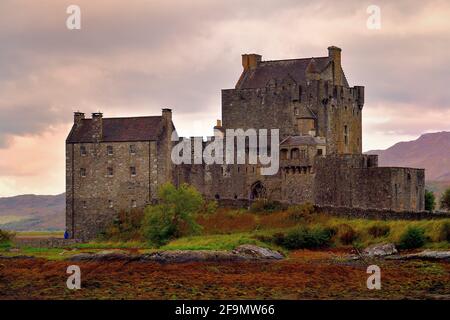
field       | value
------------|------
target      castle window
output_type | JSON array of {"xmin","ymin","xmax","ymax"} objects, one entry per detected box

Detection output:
[
  {"xmin": 82, "ymin": 201, "xmax": 87, "ymax": 209},
  {"xmin": 215, "ymin": 194, "xmax": 220, "ymax": 200},
  {"xmin": 281, "ymin": 149, "xmax": 288, "ymax": 160},
  {"xmin": 131, "ymin": 200, "xmax": 137, "ymax": 208},
  {"xmin": 107, "ymin": 145, "xmax": 113, "ymax": 156},
  {"xmin": 299, "ymin": 86, "xmax": 302, "ymax": 102},
  {"xmin": 130, "ymin": 166, "xmax": 136, "ymax": 177},
  {"xmin": 300, "ymin": 149, "xmax": 307, "ymax": 158},
  {"xmin": 294, "ymin": 108, "xmax": 299, "ymax": 116},
  {"xmin": 108, "ymin": 200, "xmax": 113, "ymax": 208},
  {"xmin": 344, "ymin": 125, "xmax": 349, "ymax": 146},
  {"xmin": 80, "ymin": 145, "xmax": 87, "ymax": 156},
  {"xmin": 80, "ymin": 168, "xmax": 86, "ymax": 178},
  {"xmin": 317, "ymin": 148, "xmax": 323, "ymax": 156},
  {"xmin": 130, "ymin": 144, "xmax": 136, "ymax": 155},
  {"xmin": 107, "ymin": 167, "xmax": 113, "ymax": 177},
  {"xmin": 291, "ymin": 148, "xmax": 299, "ymax": 159}
]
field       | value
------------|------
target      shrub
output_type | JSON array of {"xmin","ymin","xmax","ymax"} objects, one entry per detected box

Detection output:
[
  {"xmin": 99, "ymin": 208, "xmax": 144, "ymax": 241},
  {"xmin": 337, "ymin": 224, "xmax": 359, "ymax": 245},
  {"xmin": 438, "ymin": 221, "xmax": 450, "ymax": 242},
  {"xmin": 424, "ymin": 190, "xmax": 436, "ymax": 212},
  {"xmin": 440, "ymin": 188, "xmax": 450, "ymax": 211},
  {"xmin": 398, "ymin": 226, "xmax": 426, "ymax": 249},
  {"xmin": 279, "ymin": 226, "xmax": 334, "ymax": 249},
  {"xmin": 0, "ymin": 229, "xmax": 14, "ymax": 243},
  {"xmin": 200, "ymin": 200, "xmax": 218, "ymax": 215},
  {"xmin": 141, "ymin": 183, "xmax": 203, "ymax": 246},
  {"xmin": 367, "ymin": 224, "xmax": 390, "ymax": 238},
  {"xmin": 249, "ymin": 199, "xmax": 282, "ymax": 213},
  {"xmin": 287, "ymin": 203, "xmax": 315, "ymax": 222}
]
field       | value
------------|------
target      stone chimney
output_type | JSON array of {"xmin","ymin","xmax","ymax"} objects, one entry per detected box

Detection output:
[
  {"xmin": 74, "ymin": 111, "xmax": 85, "ymax": 128},
  {"xmin": 242, "ymin": 54, "xmax": 262, "ymax": 70},
  {"xmin": 91, "ymin": 112, "xmax": 103, "ymax": 142},
  {"xmin": 328, "ymin": 46, "xmax": 342, "ymax": 85},
  {"xmin": 162, "ymin": 108, "xmax": 172, "ymax": 129},
  {"xmin": 214, "ymin": 119, "xmax": 224, "ymax": 137}
]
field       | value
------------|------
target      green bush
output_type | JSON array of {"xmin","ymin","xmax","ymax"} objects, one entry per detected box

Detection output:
[
  {"xmin": 438, "ymin": 221, "xmax": 450, "ymax": 242},
  {"xmin": 279, "ymin": 226, "xmax": 334, "ymax": 249},
  {"xmin": 441, "ymin": 188, "xmax": 450, "ymax": 211},
  {"xmin": 141, "ymin": 183, "xmax": 203, "ymax": 246},
  {"xmin": 424, "ymin": 190, "xmax": 436, "ymax": 212},
  {"xmin": 287, "ymin": 203, "xmax": 315, "ymax": 222},
  {"xmin": 337, "ymin": 224, "xmax": 359, "ymax": 245},
  {"xmin": 0, "ymin": 229, "xmax": 14, "ymax": 243},
  {"xmin": 398, "ymin": 226, "xmax": 426, "ymax": 249},
  {"xmin": 367, "ymin": 224, "xmax": 390, "ymax": 238},
  {"xmin": 249, "ymin": 199, "xmax": 282, "ymax": 213}
]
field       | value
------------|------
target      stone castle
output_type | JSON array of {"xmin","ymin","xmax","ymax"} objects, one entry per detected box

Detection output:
[{"xmin": 66, "ymin": 46, "xmax": 425, "ymax": 239}]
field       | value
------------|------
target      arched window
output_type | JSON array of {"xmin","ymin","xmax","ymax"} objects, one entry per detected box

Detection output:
[
  {"xmin": 291, "ymin": 148, "xmax": 300, "ymax": 159},
  {"xmin": 281, "ymin": 149, "xmax": 288, "ymax": 160}
]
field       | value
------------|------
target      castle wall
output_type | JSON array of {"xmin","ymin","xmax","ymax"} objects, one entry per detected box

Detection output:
[{"xmin": 313, "ymin": 155, "xmax": 425, "ymax": 211}]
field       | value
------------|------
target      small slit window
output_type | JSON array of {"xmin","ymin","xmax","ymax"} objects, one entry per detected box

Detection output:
[
  {"xmin": 80, "ymin": 145, "xmax": 87, "ymax": 156},
  {"xmin": 107, "ymin": 167, "xmax": 113, "ymax": 177},
  {"xmin": 130, "ymin": 144, "xmax": 136, "ymax": 155},
  {"xmin": 130, "ymin": 166, "xmax": 136, "ymax": 177},
  {"xmin": 107, "ymin": 145, "xmax": 113, "ymax": 156},
  {"xmin": 80, "ymin": 168, "xmax": 86, "ymax": 178}
]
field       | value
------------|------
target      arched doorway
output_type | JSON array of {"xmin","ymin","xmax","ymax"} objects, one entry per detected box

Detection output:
[{"xmin": 250, "ymin": 181, "xmax": 267, "ymax": 200}]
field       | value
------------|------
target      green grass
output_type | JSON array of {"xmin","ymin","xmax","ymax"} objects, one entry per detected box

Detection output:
[
  {"xmin": 161, "ymin": 233, "xmax": 270, "ymax": 251},
  {"xmin": 15, "ymin": 231, "xmax": 64, "ymax": 237},
  {"xmin": 322, "ymin": 217, "xmax": 450, "ymax": 248}
]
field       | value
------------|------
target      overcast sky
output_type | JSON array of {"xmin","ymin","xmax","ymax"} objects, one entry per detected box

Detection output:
[{"xmin": 0, "ymin": 0, "xmax": 449, "ymax": 196}]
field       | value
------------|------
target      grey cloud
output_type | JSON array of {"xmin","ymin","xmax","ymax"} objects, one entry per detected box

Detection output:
[{"xmin": 0, "ymin": 0, "xmax": 449, "ymax": 149}]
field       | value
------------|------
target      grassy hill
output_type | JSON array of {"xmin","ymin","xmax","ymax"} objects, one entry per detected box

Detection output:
[{"xmin": 0, "ymin": 193, "xmax": 64, "ymax": 231}]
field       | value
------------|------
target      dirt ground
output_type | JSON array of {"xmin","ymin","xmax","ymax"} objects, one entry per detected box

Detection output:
[{"xmin": 0, "ymin": 250, "xmax": 449, "ymax": 300}]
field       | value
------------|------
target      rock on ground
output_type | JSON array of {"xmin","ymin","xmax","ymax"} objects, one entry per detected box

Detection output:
[
  {"xmin": 67, "ymin": 245, "xmax": 284, "ymax": 263},
  {"xmin": 386, "ymin": 250, "xmax": 450, "ymax": 262},
  {"xmin": 363, "ymin": 243, "xmax": 398, "ymax": 257}
]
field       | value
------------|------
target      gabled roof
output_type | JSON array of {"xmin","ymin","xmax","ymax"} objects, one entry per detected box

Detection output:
[
  {"xmin": 66, "ymin": 116, "xmax": 170, "ymax": 143},
  {"xmin": 236, "ymin": 57, "xmax": 331, "ymax": 89},
  {"xmin": 281, "ymin": 135, "xmax": 326, "ymax": 146}
]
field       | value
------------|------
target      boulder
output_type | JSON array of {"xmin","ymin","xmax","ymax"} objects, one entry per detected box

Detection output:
[
  {"xmin": 232, "ymin": 245, "xmax": 284, "ymax": 260},
  {"xmin": 386, "ymin": 250, "xmax": 450, "ymax": 262},
  {"xmin": 363, "ymin": 243, "xmax": 398, "ymax": 257}
]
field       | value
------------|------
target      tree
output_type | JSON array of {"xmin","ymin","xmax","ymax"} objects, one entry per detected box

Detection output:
[
  {"xmin": 141, "ymin": 183, "xmax": 203, "ymax": 246},
  {"xmin": 424, "ymin": 189, "xmax": 436, "ymax": 212},
  {"xmin": 440, "ymin": 188, "xmax": 450, "ymax": 211}
]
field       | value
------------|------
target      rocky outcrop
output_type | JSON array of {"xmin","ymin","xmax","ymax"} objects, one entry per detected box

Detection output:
[
  {"xmin": 363, "ymin": 243, "xmax": 398, "ymax": 257},
  {"xmin": 385, "ymin": 250, "xmax": 450, "ymax": 262},
  {"xmin": 68, "ymin": 245, "xmax": 284, "ymax": 263}
]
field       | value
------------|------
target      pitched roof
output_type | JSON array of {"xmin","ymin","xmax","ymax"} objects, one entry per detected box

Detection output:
[
  {"xmin": 281, "ymin": 135, "xmax": 326, "ymax": 146},
  {"xmin": 66, "ymin": 116, "xmax": 169, "ymax": 143},
  {"xmin": 236, "ymin": 57, "xmax": 331, "ymax": 89}
]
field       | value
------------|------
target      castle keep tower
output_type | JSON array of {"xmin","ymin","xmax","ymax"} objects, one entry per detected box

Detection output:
[{"xmin": 222, "ymin": 46, "xmax": 364, "ymax": 154}]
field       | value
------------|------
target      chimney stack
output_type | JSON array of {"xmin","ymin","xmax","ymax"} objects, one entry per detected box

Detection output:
[
  {"xmin": 91, "ymin": 112, "xmax": 103, "ymax": 142},
  {"xmin": 328, "ymin": 46, "xmax": 342, "ymax": 85},
  {"xmin": 74, "ymin": 111, "xmax": 85, "ymax": 128},
  {"xmin": 242, "ymin": 53, "xmax": 262, "ymax": 70}
]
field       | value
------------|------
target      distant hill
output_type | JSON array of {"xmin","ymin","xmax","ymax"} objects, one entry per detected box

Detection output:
[
  {"xmin": 0, "ymin": 193, "xmax": 64, "ymax": 231},
  {"xmin": 366, "ymin": 131, "xmax": 450, "ymax": 182}
]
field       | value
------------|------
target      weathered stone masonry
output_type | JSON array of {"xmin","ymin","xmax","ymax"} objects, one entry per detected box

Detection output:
[{"xmin": 66, "ymin": 46, "xmax": 425, "ymax": 240}]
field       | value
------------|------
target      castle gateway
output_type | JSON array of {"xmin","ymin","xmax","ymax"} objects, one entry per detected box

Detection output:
[{"xmin": 66, "ymin": 46, "xmax": 425, "ymax": 240}]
